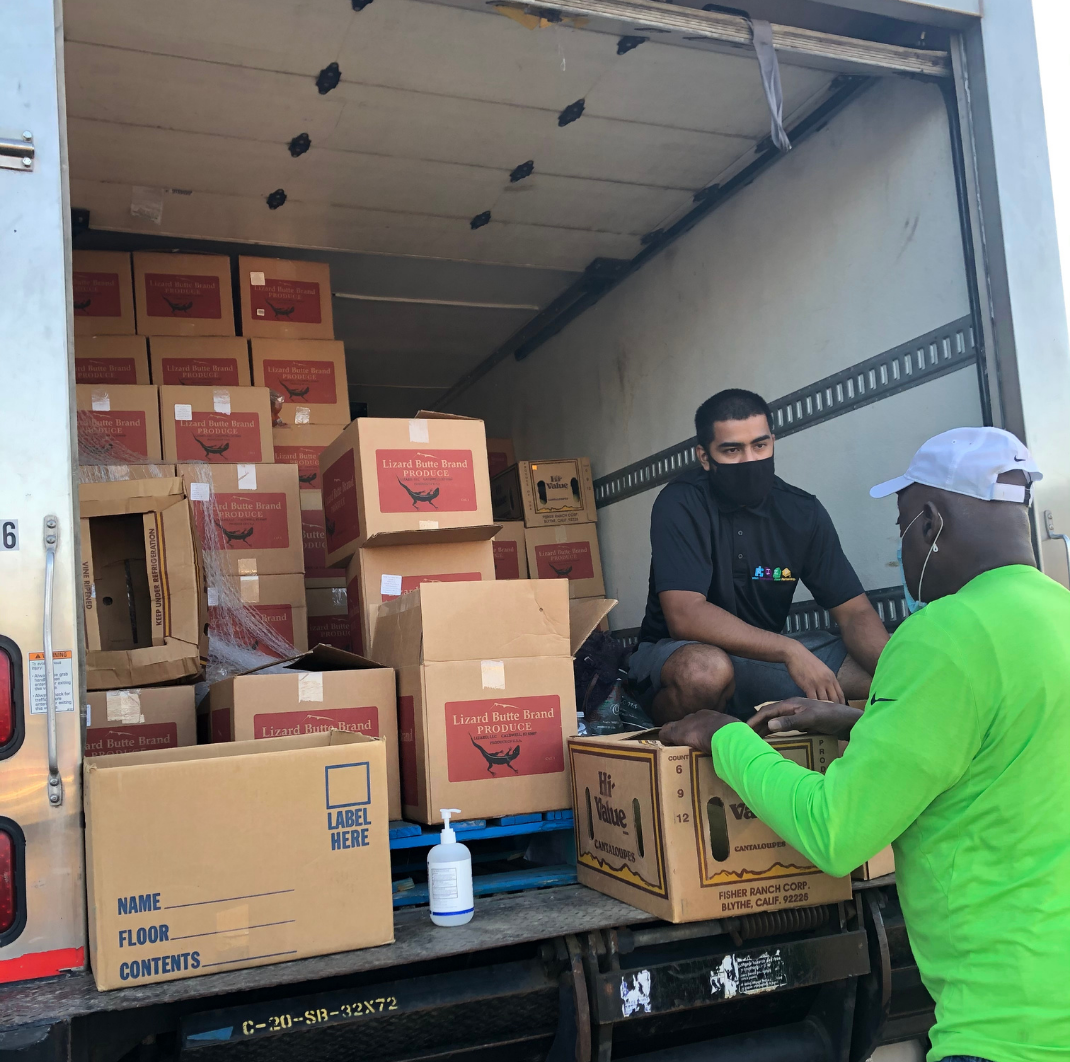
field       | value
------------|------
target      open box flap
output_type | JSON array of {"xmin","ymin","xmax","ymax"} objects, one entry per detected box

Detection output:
[
  {"xmin": 413, "ymin": 409, "xmax": 482, "ymax": 422},
  {"xmin": 242, "ymin": 643, "xmax": 387, "ymax": 676},
  {"xmin": 361, "ymin": 523, "xmax": 502, "ymax": 548},
  {"xmin": 569, "ymin": 597, "xmax": 618, "ymax": 656},
  {"xmin": 79, "ymin": 477, "xmax": 186, "ymax": 517}
]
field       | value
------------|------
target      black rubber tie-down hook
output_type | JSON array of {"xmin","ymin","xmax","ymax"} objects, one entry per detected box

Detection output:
[
  {"xmin": 617, "ymin": 35, "xmax": 647, "ymax": 55},
  {"xmin": 288, "ymin": 132, "xmax": 311, "ymax": 157},
  {"xmin": 315, "ymin": 62, "xmax": 341, "ymax": 95},
  {"xmin": 266, "ymin": 189, "xmax": 288, "ymax": 210},
  {"xmin": 510, "ymin": 160, "xmax": 534, "ymax": 183},
  {"xmin": 558, "ymin": 99, "xmax": 585, "ymax": 127},
  {"xmin": 470, "ymin": 211, "xmax": 491, "ymax": 230}
]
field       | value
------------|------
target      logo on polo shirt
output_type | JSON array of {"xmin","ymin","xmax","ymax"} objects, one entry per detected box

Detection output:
[{"xmin": 752, "ymin": 566, "xmax": 796, "ymax": 582}]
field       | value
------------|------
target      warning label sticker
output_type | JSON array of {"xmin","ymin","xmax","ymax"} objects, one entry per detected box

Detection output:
[{"xmin": 29, "ymin": 651, "xmax": 75, "ymax": 715}]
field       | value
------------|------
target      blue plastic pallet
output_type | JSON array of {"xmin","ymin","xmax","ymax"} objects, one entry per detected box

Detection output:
[
  {"xmin": 392, "ymin": 864, "xmax": 577, "ymax": 908},
  {"xmin": 388, "ymin": 810, "xmax": 573, "ymax": 850}
]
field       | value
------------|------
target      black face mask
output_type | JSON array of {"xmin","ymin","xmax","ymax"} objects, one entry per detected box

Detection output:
[{"xmin": 707, "ymin": 454, "xmax": 775, "ymax": 508}]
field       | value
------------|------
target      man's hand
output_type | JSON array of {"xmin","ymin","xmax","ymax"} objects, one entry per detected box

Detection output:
[
  {"xmin": 749, "ymin": 698, "xmax": 862, "ymax": 739},
  {"xmin": 659, "ymin": 709, "xmax": 742, "ymax": 751},
  {"xmin": 782, "ymin": 642, "xmax": 845, "ymax": 703}
]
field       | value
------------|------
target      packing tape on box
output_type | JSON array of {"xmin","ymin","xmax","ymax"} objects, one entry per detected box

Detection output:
[
  {"xmin": 237, "ymin": 464, "xmax": 257, "ymax": 490},
  {"xmin": 298, "ymin": 672, "xmax": 324, "ymax": 702},
  {"xmin": 481, "ymin": 659, "xmax": 506, "ymax": 690},
  {"xmin": 381, "ymin": 574, "xmax": 402, "ymax": 598},
  {"xmin": 213, "ymin": 389, "xmax": 231, "ymax": 414},
  {"xmin": 249, "ymin": 271, "xmax": 265, "ymax": 286},
  {"xmin": 295, "ymin": 407, "xmax": 311, "ymax": 425},
  {"xmin": 419, "ymin": 520, "xmax": 439, "ymax": 530},
  {"xmin": 207, "ymin": 586, "xmax": 219, "ymax": 607},
  {"xmin": 237, "ymin": 557, "xmax": 258, "ymax": 575},
  {"xmin": 555, "ymin": 527, "xmax": 568, "ymax": 543},
  {"xmin": 91, "ymin": 389, "xmax": 110, "ymax": 412},
  {"xmin": 408, "ymin": 419, "xmax": 429, "ymax": 443},
  {"xmin": 189, "ymin": 482, "xmax": 210, "ymax": 502},
  {"xmin": 240, "ymin": 575, "xmax": 260, "ymax": 603},
  {"xmin": 174, "ymin": 403, "xmax": 192, "ymax": 422},
  {"xmin": 106, "ymin": 689, "xmax": 144, "ymax": 724}
]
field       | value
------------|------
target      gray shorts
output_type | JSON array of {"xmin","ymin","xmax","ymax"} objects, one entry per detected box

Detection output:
[{"xmin": 627, "ymin": 630, "xmax": 849, "ymax": 721}]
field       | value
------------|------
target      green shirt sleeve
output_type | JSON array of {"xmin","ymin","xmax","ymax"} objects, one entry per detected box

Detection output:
[{"xmin": 710, "ymin": 623, "xmax": 982, "ymax": 878}]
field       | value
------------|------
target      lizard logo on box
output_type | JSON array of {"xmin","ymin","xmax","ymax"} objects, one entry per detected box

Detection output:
[
  {"xmin": 75, "ymin": 357, "xmax": 139, "ymax": 385},
  {"xmin": 322, "ymin": 449, "xmax": 359, "ymax": 549},
  {"xmin": 85, "ymin": 723, "xmax": 178, "ymax": 757},
  {"xmin": 382, "ymin": 572, "xmax": 482, "ymax": 600},
  {"xmin": 143, "ymin": 273, "xmax": 222, "ymax": 319},
  {"xmin": 72, "ymin": 271, "xmax": 122, "ymax": 317},
  {"xmin": 159, "ymin": 357, "xmax": 240, "ymax": 386},
  {"xmin": 275, "ymin": 445, "xmax": 328, "ymax": 488},
  {"xmin": 534, "ymin": 542, "xmax": 594, "ymax": 581},
  {"xmin": 445, "ymin": 696, "xmax": 563, "ymax": 782},
  {"xmin": 262, "ymin": 360, "xmax": 337, "ymax": 404},
  {"xmin": 376, "ymin": 450, "xmax": 477, "ymax": 513},
  {"xmin": 493, "ymin": 540, "xmax": 520, "ymax": 580},
  {"xmin": 398, "ymin": 695, "xmax": 417, "ymax": 806},
  {"xmin": 250, "ymin": 278, "xmax": 323, "ymax": 324},
  {"xmin": 255, "ymin": 706, "xmax": 378, "ymax": 739},
  {"xmin": 175, "ymin": 412, "xmax": 263, "ymax": 462},
  {"xmin": 208, "ymin": 603, "xmax": 294, "ymax": 658},
  {"xmin": 77, "ymin": 411, "xmax": 149, "ymax": 461},
  {"xmin": 197, "ymin": 493, "xmax": 289, "ymax": 551}
]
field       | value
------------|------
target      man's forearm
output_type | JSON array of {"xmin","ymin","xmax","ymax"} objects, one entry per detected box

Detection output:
[
  {"xmin": 665, "ymin": 599, "xmax": 796, "ymax": 663},
  {"xmin": 831, "ymin": 597, "xmax": 889, "ymax": 676}
]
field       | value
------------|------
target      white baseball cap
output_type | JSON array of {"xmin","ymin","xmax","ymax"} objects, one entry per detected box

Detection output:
[{"xmin": 870, "ymin": 427, "xmax": 1042, "ymax": 503}]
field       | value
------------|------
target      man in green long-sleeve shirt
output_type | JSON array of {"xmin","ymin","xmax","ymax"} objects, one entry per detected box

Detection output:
[{"xmin": 661, "ymin": 427, "xmax": 1070, "ymax": 1062}]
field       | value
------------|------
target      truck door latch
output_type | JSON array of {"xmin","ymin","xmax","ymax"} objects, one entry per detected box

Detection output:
[{"xmin": 0, "ymin": 131, "xmax": 35, "ymax": 172}]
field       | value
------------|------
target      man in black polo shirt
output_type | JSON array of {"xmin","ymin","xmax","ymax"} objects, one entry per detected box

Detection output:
[{"xmin": 629, "ymin": 389, "xmax": 889, "ymax": 723}]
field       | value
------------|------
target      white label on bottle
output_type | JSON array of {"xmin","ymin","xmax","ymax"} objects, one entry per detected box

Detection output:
[
  {"xmin": 91, "ymin": 390, "xmax": 110, "ymax": 412},
  {"xmin": 213, "ymin": 388, "xmax": 231, "ymax": 414},
  {"xmin": 430, "ymin": 866, "xmax": 459, "ymax": 900},
  {"xmin": 381, "ymin": 574, "xmax": 403, "ymax": 598},
  {"xmin": 481, "ymin": 659, "xmax": 505, "ymax": 690},
  {"xmin": 408, "ymin": 419, "xmax": 429, "ymax": 443},
  {"xmin": 174, "ymin": 403, "xmax": 193, "ymax": 422},
  {"xmin": 189, "ymin": 482, "xmax": 210, "ymax": 502},
  {"xmin": 237, "ymin": 464, "xmax": 257, "ymax": 490}
]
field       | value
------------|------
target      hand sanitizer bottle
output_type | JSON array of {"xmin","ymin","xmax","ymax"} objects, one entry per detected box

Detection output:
[{"xmin": 427, "ymin": 809, "xmax": 474, "ymax": 926}]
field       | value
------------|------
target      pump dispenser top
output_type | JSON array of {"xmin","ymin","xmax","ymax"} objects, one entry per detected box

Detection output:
[{"xmin": 439, "ymin": 808, "xmax": 460, "ymax": 844}]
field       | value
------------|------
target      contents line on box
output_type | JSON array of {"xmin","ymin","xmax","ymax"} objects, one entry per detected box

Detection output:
[
  {"xmin": 201, "ymin": 950, "xmax": 299, "ymax": 969},
  {"xmin": 164, "ymin": 889, "xmax": 295, "ymax": 910}
]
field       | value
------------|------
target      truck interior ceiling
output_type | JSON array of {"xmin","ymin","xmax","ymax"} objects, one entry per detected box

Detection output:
[{"xmin": 65, "ymin": 0, "xmax": 983, "ymax": 634}]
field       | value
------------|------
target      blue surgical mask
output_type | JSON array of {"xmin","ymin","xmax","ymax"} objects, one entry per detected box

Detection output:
[{"xmin": 898, "ymin": 509, "xmax": 943, "ymax": 614}]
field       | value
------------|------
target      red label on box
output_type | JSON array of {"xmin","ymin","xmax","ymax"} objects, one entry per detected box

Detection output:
[
  {"xmin": 159, "ymin": 357, "xmax": 241, "ymax": 386},
  {"xmin": 534, "ymin": 541, "xmax": 594, "ymax": 580},
  {"xmin": 301, "ymin": 509, "xmax": 328, "ymax": 569},
  {"xmin": 174, "ymin": 411, "xmax": 263, "ymax": 462},
  {"xmin": 307, "ymin": 613, "xmax": 354, "ymax": 653},
  {"xmin": 488, "ymin": 450, "xmax": 510, "ymax": 478},
  {"xmin": 85, "ymin": 723, "xmax": 179, "ymax": 757},
  {"xmin": 72, "ymin": 271, "xmax": 122, "ymax": 318},
  {"xmin": 262, "ymin": 360, "xmax": 337, "ymax": 404},
  {"xmin": 493, "ymin": 540, "xmax": 520, "ymax": 580},
  {"xmin": 398, "ymin": 695, "xmax": 417, "ymax": 806},
  {"xmin": 445, "ymin": 695, "xmax": 563, "ymax": 782},
  {"xmin": 376, "ymin": 449, "xmax": 477, "ymax": 513},
  {"xmin": 208, "ymin": 602, "xmax": 294, "ymax": 658},
  {"xmin": 74, "ymin": 358, "xmax": 138, "ymax": 385},
  {"xmin": 143, "ymin": 272, "xmax": 222, "ymax": 319},
  {"xmin": 196, "ymin": 493, "xmax": 289, "ymax": 551},
  {"xmin": 211, "ymin": 708, "xmax": 231, "ymax": 743},
  {"xmin": 382, "ymin": 572, "xmax": 482, "ymax": 600},
  {"xmin": 77, "ymin": 410, "xmax": 149, "ymax": 461},
  {"xmin": 249, "ymin": 278, "xmax": 323, "ymax": 324},
  {"xmin": 323, "ymin": 449, "xmax": 359, "ymax": 549},
  {"xmin": 253, "ymin": 705, "xmax": 378, "ymax": 740},
  {"xmin": 275, "ymin": 444, "xmax": 328, "ymax": 489}
]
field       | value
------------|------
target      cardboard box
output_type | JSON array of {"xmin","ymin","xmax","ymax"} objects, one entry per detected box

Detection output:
[
  {"xmin": 306, "ymin": 570, "xmax": 346, "ymax": 590},
  {"xmin": 73, "ymin": 250, "xmax": 135, "ymax": 336},
  {"xmin": 133, "ymin": 252, "xmax": 235, "ymax": 337},
  {"xmin": 238, "ymin": 257, "xmax": 334, "ymax": 341},
  {"xmin": 160, "ymin": 385, "xmax": 274, "ymax": 465},
  {"xmin": 569, "ymin": 731, "xmax": 852, "ymax": 923},
  {"xmin": 373, "ymin": 582, "xmax": 610, "ymax": 825},
  {"xmin": 149, "ymin": 337, "xmax": 252, "ymax": 387},
  {"xmin": 86, "ymin": 686, "xmax": 196, "ymax": 758},
  {"xmin": 320, "ymin": 413, "xmax": 493, "ymax": 565},
  {"xmin": 273, "ymin": 424, "xmax": 345, "ymax": 491},
  {"xmin": 74, "ymin": 336, "xmax": 150, "ymax": 385},
  {"xmin": 487, "ymin": 438, "xmax": 516, "ymax": 479},
  {"xmin": 208, "ymin": 573, "xmax": 308, "ymax": 659},
  {"xmin": 252, "ymin": 340, "xmax": 349, "ymax": 426},
  {"xmin": 178, "ymin": 463, "xmax": 303, "ymax": 577},
  {"xmin": 79, "ymin": 464, "xmax": 176, "ymax": 484},
  {"xmin": 76, "ymin": 384, "xmax": 162, "ymax": 464},
  {"xmin": 525, "ymin": 523, "xmax": 605, "ymax": 598},
  {"xmin": 84, "ymin": 731, "xmax": 393, "ymax": 991},
  {"xmin": 301, "ymin": 499, "xmax": 330, "ymax": 574},
  {"xmin": 79, "ymin": 479, "xmax": 208, "ymax": 690},
  {"xmin": 853, "ymin": 846, "xmax": 896, "ymax": 882},
  {"xmin": 306, "ymin": 584, "xmax": 356, "ymax": 654},
  {"xmin": 492, "ymin": 522, "xmax": 527, "ymax": 580},
  {"xmin": 209, "ymin": 645, "xmax": 400, "ymax": 819},
  {"xmin": 492, "ymin": 459, "xmax": 597, "ymax": 528}
]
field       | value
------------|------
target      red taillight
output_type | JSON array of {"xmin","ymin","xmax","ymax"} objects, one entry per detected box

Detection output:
[
  {"xmin": 0, "ymin": 831, "xmax": 15, "ymax": 934},
  {"xmin": 0, "ymin": 648, "xmax": 11, "ymax": 746}
]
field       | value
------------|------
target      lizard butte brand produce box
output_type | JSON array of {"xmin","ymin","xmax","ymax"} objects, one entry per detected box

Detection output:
[
  {"xmin": 525, "ymin": 523, "xmax": 604, "ymax": 598},
  {"xmin": 132, "ymin": 252, "xmax": 235, "ymax": 337},
  {"xmin": 76, "ymin": 385, "xmax": 162, "ymax": 463},
  {"xmin": 492, "ymin": 459, "xmax": 597, "ymax": 528},
  {"xmin": 74, "ymin": 336, "xmax": 150, "ymax": 385},
  {"xmin": 84, "ymin": 731, "xmax": 393, "ymax": 990},
  {"xmin": 79, "ymin": 478, "xmax": 207, "ymax": 690},
  {"xmin": 208, "ymin": 646, "xmax": 400, "ymax": 819},
  {"xmin": 320, "ymin": 412, "xmax": 493, "ymax": 566},
  {"xmin": 306, "ymin": 585, "xmax": 355, "ymax": 653},
  {"xmin": 569, "ymin": 731, "xmax": 852, "ymax": 923},
  {"xmin": 149, "ymin": 337, "xmax": 252, "ymax": 387},
  {"xmin": 72, "ymin": 250, "xmax": 135, "ymax": 336},
  {"xmin": 486, "ymin": 438, "xmax": 516, "ymax": 479},
  {"xmin": 372, "ymin": 582, "xmax": 611, "ymax": 825},
  {"xmin": 346, "ymin": 528, "xmax": 498, "ymax": 657},
  {"xmin": 208, "ymin": 573, "xmax": 308, "ymax": 659},
  {"xmin": 492, "ymin": 522, "xmax": 527, "ymax": 580},
  {"xmin": 252, "ymin": 340, "xmax": 349, "ymax": 426},
  {"xmin": 239, "ymin": 257, "xmax": 334, "ymax": 341},
  {"xmin": 273, "ymin": 424, "xmax": 345, "ymax": 491},
  {"xmin": 178, "ymin": 462, "xmax": 302, "ymax": 577},
  {"xmin": 86, "ymin": 687, "xmax": 196, "ymax": 758},
  {"xmin": 160, "ymin": 386, "xmax": 274, "ymax": 465}
]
